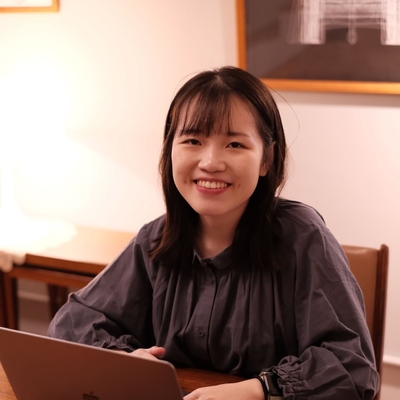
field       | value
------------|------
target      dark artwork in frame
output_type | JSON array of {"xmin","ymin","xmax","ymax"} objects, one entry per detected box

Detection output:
[{"xmin": 238, "ymin": 0, "xmax": 400, "ymax": 94}]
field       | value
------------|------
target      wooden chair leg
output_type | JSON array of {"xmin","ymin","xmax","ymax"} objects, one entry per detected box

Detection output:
[
  {"xmin": 0, "ymin": 271, "xmax": 7, "ymax": 327},
  {"xmin": 3, "ymin": 273, "xmax": 18, "ymax": 330},
  {"xmin": 47, "ymin": 285, "xmax": 69, "ymax": 318}
]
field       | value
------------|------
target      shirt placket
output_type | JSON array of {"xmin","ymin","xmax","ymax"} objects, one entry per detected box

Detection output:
[{"xmin": 183, "ymin": 259, "xmax": 218, "ymax": 366}]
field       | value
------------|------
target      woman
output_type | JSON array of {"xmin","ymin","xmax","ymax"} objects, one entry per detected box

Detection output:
[{"xmin": 49, "ymin": 66, "xmax": 378, "ymax": 400}]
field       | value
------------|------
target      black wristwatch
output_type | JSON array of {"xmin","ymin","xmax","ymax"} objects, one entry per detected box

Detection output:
[{"xmin": 256, "ymin": 370, "xmax": 284, "ymax": 400}]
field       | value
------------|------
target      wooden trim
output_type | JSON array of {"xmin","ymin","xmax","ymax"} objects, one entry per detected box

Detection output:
[
  {"xmin": 23, "ymin": 257, "xmax": 105, "ymax": 275},
  {"xmin": 373, "ymin": 245, "xmax": 389, "ymax": 379},
  {"xmin": 0, "ymin": 0, "xmax": 59, "ymax": 12},
  {"xmin": 7, "ymin": 266, "xmax": 93, "ymax": 288},
  {"xmin": 236, "ymin": 0, "xmax": 247, "ymax": 70},
  {"xmin": 261, "ymin": 79, "xmax": 400, "ymax": 96}
]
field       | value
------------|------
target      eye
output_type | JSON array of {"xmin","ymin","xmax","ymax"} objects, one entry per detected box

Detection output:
[
  {"xmin": 227, "ymin": 142, "xmax": 244, "ymax": 149},
  {"xmin": 184, "ymin": 138, "xmax": 201, "ymax": 146}
]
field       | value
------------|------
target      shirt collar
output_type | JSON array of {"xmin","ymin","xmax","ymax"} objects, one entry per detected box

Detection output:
[{"xmin": 192, "ymin": 245, "xmax": 233, "ymax": 270}]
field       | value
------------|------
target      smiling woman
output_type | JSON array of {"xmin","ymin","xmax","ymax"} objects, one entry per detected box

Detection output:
[{"xmin": 48, "ymin": 66, "xmax": 379, "ymax": 400}]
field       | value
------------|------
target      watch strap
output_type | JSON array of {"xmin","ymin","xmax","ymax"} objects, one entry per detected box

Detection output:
[{"xmin": 257, "ymin": 371, "xmax": 284, "ymax": 400}]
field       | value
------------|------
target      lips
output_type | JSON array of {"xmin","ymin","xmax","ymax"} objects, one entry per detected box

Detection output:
[{"xmin": 196, "ymin": 180, "xmax": 229, "ymax": 189}]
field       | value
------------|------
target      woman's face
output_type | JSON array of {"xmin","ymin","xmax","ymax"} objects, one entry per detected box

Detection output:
[{"xmin": 171, "ymin": 96, "xmax": 268, "ymax": 226}]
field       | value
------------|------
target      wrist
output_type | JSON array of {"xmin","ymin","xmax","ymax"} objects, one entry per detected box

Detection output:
[
  {"xmin": 256, "ymin": 371, "xmax": 284, "ymax": 400},
  {"xmin": 238, "ymin": 379, "xmax": 265, "ymax": 400}
]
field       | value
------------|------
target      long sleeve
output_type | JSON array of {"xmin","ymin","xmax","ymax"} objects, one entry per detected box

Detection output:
[
  {"xmin": 48, "ymin": 227, "xmax": 155, "ymax": 352},
  {"xmin": 270, "ymin": 202, "xmax": 379, "ymax": 400}
]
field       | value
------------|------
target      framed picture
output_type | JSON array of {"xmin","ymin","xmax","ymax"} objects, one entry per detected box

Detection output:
[
  {"xmin": 0, "ymin": 0, "xmax": 59, "ymax": 12},
  {"xmin": 237, "ymin": 0, "xmax": 400, "ymax": 94}
]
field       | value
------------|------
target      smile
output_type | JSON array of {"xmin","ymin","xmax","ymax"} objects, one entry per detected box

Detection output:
[{"xmin": 196, "ymin": 180, "xmax": 229, "ymax": 189}]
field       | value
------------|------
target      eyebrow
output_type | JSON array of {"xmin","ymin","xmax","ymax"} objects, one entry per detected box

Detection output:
[
  {"xmin": 226, "ymin": 131, "xmax": 251, "ymax": 138},
  {"xmin": 178, "ymin": 129, "xmax": 251, "ymax": 138}
]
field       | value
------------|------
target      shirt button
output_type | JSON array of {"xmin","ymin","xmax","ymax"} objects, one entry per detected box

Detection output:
[{"xmin": 198, "ymin": 330, "xmax": 204, "ymax": 337}]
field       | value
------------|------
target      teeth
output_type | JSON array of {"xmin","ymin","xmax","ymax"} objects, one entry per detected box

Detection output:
[{"xmin": 197, "ymin": 180, "xmax": 228, "ymax": 189}]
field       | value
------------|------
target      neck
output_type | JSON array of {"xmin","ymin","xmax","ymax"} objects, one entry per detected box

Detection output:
[{"xmin": 196, "ymin": 215, "xmax": 239, "ymax": 259}]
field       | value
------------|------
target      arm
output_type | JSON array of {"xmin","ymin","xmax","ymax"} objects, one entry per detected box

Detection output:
[
  {"xmin": 270, "ymin": 220, "xmax": 379, "ymax": 400},
  {"xmin": 48, "ymin": 227, "xmax": 155, "ymax": 352},
  {"xmin": 184, "ymin": 379, "xmax": 265, "ymax": 400}
]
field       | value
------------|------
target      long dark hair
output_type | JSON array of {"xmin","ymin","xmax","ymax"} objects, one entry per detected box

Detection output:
[{"xmin": 150, "ymin": 66, "xmax": 287, "ymax": 269}]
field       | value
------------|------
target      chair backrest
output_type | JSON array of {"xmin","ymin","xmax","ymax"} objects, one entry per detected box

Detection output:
[{"xmin": 342, "ymin": 244, "xmax": 389, "ymax": 399}]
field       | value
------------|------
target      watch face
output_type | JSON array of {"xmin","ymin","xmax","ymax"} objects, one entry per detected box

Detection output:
[{"xmin": 265, "ymin": 373, "xmax": 283, "ymax": 396}]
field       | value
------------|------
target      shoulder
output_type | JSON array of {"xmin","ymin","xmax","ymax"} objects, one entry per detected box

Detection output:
[
  {"xmin": 134, "ymin": 214, "xmax": 166, "ymax": 249},
  {"xmin": 273, "ymin": 198, "xmax": 351, "ymax": 283},
  {"xmin": 274, "ymin": 198, "xmax": 327, "ymax": 239},
  {"xmin": 273, "ymin": 198, "xmax": 346, "ymax": 268}
]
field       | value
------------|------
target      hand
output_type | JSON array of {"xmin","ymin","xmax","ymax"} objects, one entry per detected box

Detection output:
[
  {"xmin": 130, "ymin": 346, "xmax": 166, "ymax": 361},
  {"xmin": 184, "ymin": 379, "xmax": 264, "ymax": 400}
]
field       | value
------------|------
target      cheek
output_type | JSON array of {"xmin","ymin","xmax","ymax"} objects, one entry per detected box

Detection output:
[
  {"xmin": 171, "ymin": 145, "xmax": 180, "ymax": 175},
  {"xmin": 171, "ymin": 147, "xmax": 187, "ymax": 186}
]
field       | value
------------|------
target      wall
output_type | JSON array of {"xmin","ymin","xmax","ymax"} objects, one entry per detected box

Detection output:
[
  {"xmin": 0, "ymin": 0, "xmax": 399, "ymax": 397},
  {"xmin": 1, "ymin": 0, "xmax": 237, "ymax": 231}
]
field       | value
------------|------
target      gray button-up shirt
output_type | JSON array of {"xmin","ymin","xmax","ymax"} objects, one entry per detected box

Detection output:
[{"xmin": 49, "ymin": 199, "xmax": 378, "ymax": 399}]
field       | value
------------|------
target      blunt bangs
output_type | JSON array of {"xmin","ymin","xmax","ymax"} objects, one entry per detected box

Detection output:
[{"xmin": 168, "ymin": 81, "xmax": 235, "ymax": 139}]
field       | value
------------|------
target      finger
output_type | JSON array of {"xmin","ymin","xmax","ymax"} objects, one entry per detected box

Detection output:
[
  {"xmin": 147, "ymin": 346, "xmax": 166, "ymax": 357},
  {"xmin": 131, "ymin": 349, "xmax": 159, "ymax": 360}
]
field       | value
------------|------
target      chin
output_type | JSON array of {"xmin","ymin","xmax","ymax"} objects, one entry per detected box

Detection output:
[
  {"xmin": 191, "ymin": 207, "xmax": 224, "ymax": 217},
  {"xmin": 194, "ymin": 208, "xmax": 233, "ymax": 219}
]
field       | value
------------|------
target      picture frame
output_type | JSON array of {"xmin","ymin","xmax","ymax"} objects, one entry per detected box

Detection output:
[
  {"xmin": 237, "ymin": 0, "xmax": 400, "ymax": 95},
  {"xmin": 0, "ymin": 0, "xmax": 59, "ymax": 12}
]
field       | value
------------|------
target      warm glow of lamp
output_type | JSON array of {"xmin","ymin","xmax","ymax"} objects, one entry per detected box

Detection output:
[{"xmin": 0, "ymin": 57, "xmax": 77, "ymax": 272}]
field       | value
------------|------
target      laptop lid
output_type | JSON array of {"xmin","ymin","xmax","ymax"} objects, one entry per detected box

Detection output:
[{"xmin": 0, "ymin": 327, "xmax": 183, "ymax": 400}]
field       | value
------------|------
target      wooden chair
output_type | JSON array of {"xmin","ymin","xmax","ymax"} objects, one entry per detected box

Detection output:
[{"xmin": 342, "ymin": 244, "xmax": 389, "ymax": 400}]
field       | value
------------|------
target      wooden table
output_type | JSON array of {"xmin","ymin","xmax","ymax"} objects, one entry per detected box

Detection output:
[
  {"xmin": 0, "ymin": 363, "xmax": 14, "ymax": 400},
  {"xmin": 0, "ymin": 362, "xmax": 243, "ymax": 399},
  {"xmin": 0, "ymin": 226, "xmax": 135, "ymax": 329}
]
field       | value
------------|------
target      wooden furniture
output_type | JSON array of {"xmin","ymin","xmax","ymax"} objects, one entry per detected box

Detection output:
[
  {"xmin": 0, "ymin": 362, "xmax": 242, "ymax": 400},
  {"xmin": 0, "ymin": 362, "xmax": 14, "ymax": 400},
  {"xmin": 342, "ymin": 244, "xmax": 389, "ymax": 400},
  {"xmin": 0, "ymin": 226, "xmax": 135, "ymax": 330},
  {"xmin": 0, "ymin": 274, "xmax": 6, "ymax": 328}
]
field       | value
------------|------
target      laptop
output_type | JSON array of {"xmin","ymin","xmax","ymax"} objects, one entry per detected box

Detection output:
[{"xmin": 0, "ymin": 327, "xmax": 184, "ymax": 400}]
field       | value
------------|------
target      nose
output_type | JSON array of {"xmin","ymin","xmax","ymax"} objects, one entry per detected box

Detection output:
[{"xmin": 198, "ymin": 144, "xmax": 226, "ymax": 172}]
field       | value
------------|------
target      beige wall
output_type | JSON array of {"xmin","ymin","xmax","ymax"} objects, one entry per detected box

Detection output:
[{"xmin": 0, "ymin": 0, "xmax": 399, "ymax": 397}]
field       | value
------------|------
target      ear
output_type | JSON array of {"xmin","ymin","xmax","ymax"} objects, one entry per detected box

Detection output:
[
  {"xmin": 260, "ymin": 145, "xmax": 274, "ymax": 177},
  {"xmin": 259, "ymin": 160, "xmax": 268, "ymax": 177}
]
